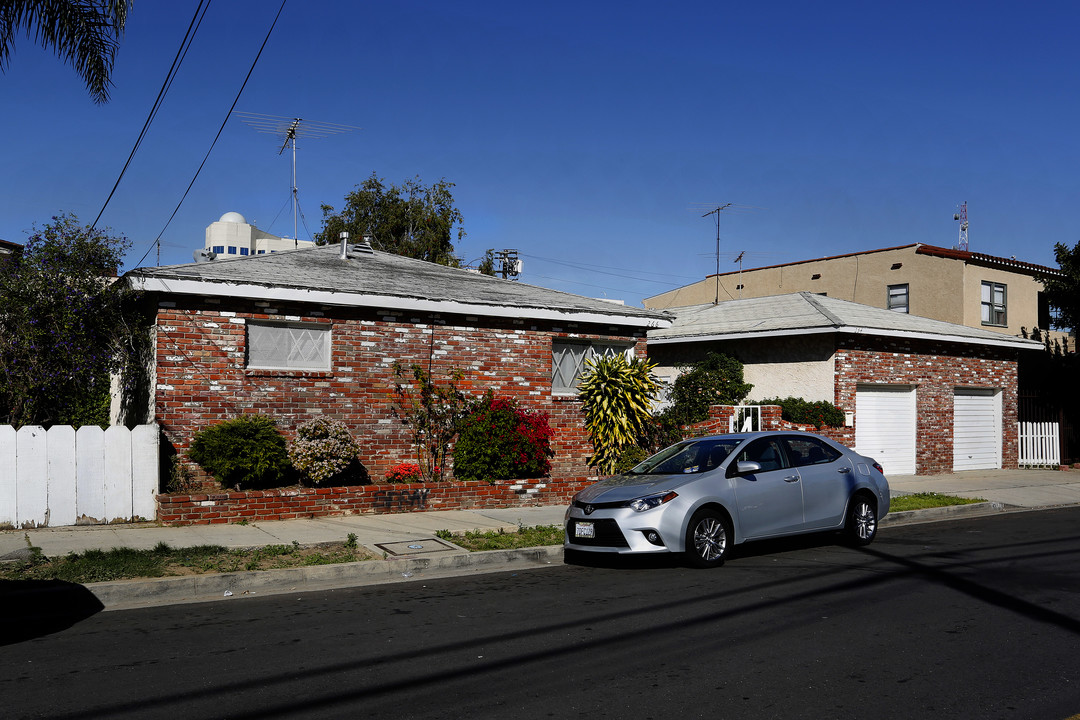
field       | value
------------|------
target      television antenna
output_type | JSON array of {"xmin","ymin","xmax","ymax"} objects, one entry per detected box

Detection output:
[
  {"xmin": 235, "ymin": 112, "xmax": 360, "ymax": 246},
  {"xmin": 953, "ymin": 201, "xmax": 969, "ymax": 252}
]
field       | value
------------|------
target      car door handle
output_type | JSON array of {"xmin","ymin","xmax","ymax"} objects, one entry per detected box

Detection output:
[
  {"xmin": 837, "ymin": 467, "xmax": 851, "ymax": 473},
  {"xmin": 784, "ymin": 475, "xmax": 800, "ymax": 483}
]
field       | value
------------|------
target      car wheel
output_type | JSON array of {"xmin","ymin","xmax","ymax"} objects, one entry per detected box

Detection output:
[
  {"xmin": 845, "ymin": 495, "xmax": 878, "ymax": 546},
  {"xmin": 686, "ymin": 509, "xmax": 732, "ymax": 568}
]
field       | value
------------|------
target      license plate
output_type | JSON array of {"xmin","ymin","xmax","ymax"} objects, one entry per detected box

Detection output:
[{"xmin": 574, "ymin": 521, "xmax": 595, "ymax": 539}]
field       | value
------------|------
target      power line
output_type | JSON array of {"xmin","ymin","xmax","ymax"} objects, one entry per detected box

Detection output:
[
  {"xmin": 519, "ymin": 252, "xmax": 700, "ymax": 284},
  {"xmin": 92, "ymin": 0, "xmax": 212, "ymax": 234},
  {"xmin": 133, "ymin": 0, "xmax": 288, "ymax": 268}
]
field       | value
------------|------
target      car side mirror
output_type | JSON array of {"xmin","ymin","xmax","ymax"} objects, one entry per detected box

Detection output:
[{"xmin": 730, "ymin": 460, "xmax": 762, "ymax": 477}]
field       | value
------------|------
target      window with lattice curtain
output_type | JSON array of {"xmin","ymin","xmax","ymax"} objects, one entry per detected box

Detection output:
[
  {"xmin": 247, "ymin": 322, "xmax": 330, "ymax": 370},
  {"xmin": 551, "ymin": 340, "xmax": 632, "ymax": 393}
]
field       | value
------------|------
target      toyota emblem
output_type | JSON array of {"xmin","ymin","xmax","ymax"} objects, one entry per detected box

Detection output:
[{"xmin": 584, "ymin": 504, "xmax": 595, "ymax": 515}]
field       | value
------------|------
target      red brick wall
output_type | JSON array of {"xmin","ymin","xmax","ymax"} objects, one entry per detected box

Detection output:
[
  {"xmin": 834, "ymin": 336, "xmax": 1019, "ymax": 474},
  {"xmin": 151, "ymin": 296, "xmax": 647, "ymax": 484},
  {"xmin": 157, "ymin": 476, "xmax": 592, "ymax": 526}
]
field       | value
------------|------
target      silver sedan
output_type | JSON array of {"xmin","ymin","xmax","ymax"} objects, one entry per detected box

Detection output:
[{"xmin": 564, "ymin": 431, "xmax": 890, "ymax": 568}]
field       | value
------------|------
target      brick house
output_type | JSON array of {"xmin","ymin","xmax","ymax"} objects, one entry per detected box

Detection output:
[
  {"xmin": 121, "ymin": 240, "xmax": 670, "ymax": 484},
  {"xmin": 647, "ymin": 292, "xmax": 1043, "ymax": 476}
]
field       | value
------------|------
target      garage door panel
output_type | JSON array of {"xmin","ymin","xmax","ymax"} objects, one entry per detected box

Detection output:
[
  {"xmin": 856, "ymin": 386, "xmax": 916, "ymax": 476},
  {"xmin": 953, "ymin": 389, "xmax": 1001, "ymax": 471}
]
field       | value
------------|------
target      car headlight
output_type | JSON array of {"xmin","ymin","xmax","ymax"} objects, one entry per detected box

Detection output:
[{"xmin": 629, "ymin": 491, "xmax": 678, "ymax": 513}]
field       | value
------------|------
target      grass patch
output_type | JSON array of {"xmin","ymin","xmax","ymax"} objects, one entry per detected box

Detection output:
[
  {"xmin": 436, "ymin": 524, "xmax": 564, "ymax": 551},
  {"xmin": 890, "ymin": 492, "xmax": 986, "ymax": 512},
  {"xmin": 0, "ymin": 538, "xmax": 376, "ymax": 584}
]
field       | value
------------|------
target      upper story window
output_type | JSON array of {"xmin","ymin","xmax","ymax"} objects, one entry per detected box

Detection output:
[
  {"xmin": 887, "ymin": 284, "xmax": 909, "ymax": 313},
  {"xmin": 211, "ymin": 245, "xmax": 225, "ymax": 254},
  {"xmin": 981, "ymin": 281, "xmax": 1007, "ymax": 327},
  {"xmin": 551, "ymin": 340, "xmax": 632, "ymax": 393},
  {"xmin": 247, "ymin": 321, "xmax": 331, "ymax": 370}
]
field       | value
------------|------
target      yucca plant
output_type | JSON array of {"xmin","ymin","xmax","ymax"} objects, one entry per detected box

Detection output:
[{"xmin": 577, "ymin": 354, "xmax": 660, "ymax": 475}]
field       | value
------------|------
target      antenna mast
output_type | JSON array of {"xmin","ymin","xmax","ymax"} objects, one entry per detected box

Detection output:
[
  {"xmin": 954, "ymin": 201, "xmax": 969, "ymax": 251},
  {"xmin": 235, "ymin": 112, "xmax": 360, "ymax": 246},
  {"xmin": 702, "ymin": 203, "xmax": 732, "ymax": 304}
]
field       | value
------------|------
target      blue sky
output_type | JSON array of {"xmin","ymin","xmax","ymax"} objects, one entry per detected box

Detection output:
[{"xmin": 2, "ymin": 1, "xmax": 1077, "ymax": 306}]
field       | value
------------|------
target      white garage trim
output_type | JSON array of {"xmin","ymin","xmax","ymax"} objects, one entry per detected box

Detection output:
[
  {"xmin": 855, "ymin": 385, "xmax": 917, "ymax": 476},
  {"xmin": 953, "ymin": 388, "xmax": 1002, "ymax": 471}
]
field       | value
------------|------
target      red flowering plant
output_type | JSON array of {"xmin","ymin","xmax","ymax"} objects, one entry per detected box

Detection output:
[
  {"xmin": 452, "ymin": 391, "xmax": 554, "ymax": 483},
  {"xmin": 385, "ymin": 462, "xmax": 424, "ymax": 483}
]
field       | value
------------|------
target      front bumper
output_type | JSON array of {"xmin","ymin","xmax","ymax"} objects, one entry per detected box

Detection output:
[{"xmin": 564, "ymin": 504, "xmax": 678, "ymax": 554}]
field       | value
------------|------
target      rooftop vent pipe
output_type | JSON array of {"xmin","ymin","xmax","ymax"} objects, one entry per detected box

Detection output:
[{"xmin": 339, "ymin": 230, "xmax": 349, "ymax": 260}]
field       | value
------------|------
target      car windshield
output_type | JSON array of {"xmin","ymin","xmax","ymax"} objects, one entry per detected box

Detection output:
[{"xmin": 628, "ymin": 439, "xmax": 740, "ymax": 475}]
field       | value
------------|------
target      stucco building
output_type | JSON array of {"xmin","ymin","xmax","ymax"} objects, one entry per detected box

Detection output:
[{"xmin": 645, "ymin": 243, "xmax": 1065, "ymax": 341}]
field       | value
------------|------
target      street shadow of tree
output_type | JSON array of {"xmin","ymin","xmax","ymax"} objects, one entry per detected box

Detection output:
[{"xmin": 0, "ymin": 579, "xmax": 104, "ymax": 646}]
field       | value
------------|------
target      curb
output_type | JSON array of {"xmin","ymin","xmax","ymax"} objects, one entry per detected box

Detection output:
[
  {"xmin": 881, "ymin": 501, "xmax": 1009, "ymax": 527},
  {"xmin": 89, "ymin": 545, "xmax": 565, "ymax": 611}
]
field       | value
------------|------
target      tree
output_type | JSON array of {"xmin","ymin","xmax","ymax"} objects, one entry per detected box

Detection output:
[
  {"xmin": 318, "ymin": 173, "xmax": 466, "ymax": 266},
  {"xmin": 0, "ymin": 213, "xmax": 134, "ymax": 427},
  {"xmin": 0, "ymin": 1, "xmax": 130, "ymax": 104},
  {"xmin": 1040, "ymin": 240, "xmax": 1080, "ymax": 333}
]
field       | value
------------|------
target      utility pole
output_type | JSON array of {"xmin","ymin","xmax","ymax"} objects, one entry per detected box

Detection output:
[
  {"xmin": 702, "ymin": 203, "xmax": 732, "ymax": 304},
  {"xmin": 494, "ymin": 249, "xmax": 521, "ymax": 280}
]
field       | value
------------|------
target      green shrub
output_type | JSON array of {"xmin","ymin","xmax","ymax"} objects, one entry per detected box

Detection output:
[
  {"xmin": 614, "ymin": 445, "xmax": 649, "ymax": 474},
  {"xmin": 453, "ymin": 392, "xmax": 554, "ymax": 482},
  {"xmin": 288, "ymin": 418, "xmax": 366, "ymax": 486},
  {"xmin": 758, "ymin": 396, "xmax": 846, "ymax": 429},
  {"xmin": 188, "ymin": 415, "xmax": 292, "ymax": 490},
  {"xmin": 665, "ymin": 352, "xmax": 753, "ymax": 426},
  {"xmin": 577, "ymin": 354, "xmax": 660, "ymax": 475}
]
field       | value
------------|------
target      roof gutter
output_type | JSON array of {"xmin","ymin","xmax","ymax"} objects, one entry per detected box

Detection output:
[
  {"xmin": 128, "ymin": 276, "xmax": 671, "ymax": 330},
  {"xmin": 648, "ymin": 325, "xmax": 1043, "ymax": 350}
]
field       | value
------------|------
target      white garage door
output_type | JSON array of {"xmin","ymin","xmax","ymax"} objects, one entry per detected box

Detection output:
[
  {"xmin": 855, "ymin": 385, "xmax": 916, "ymax": 476},
  {"xmin": 953, "ymin": 388, "xmax": 1001, "ymax": 471}
]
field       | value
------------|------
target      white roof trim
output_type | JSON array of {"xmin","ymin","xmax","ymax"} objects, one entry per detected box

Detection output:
[
  {"xmin": 129, "ymin": 277, "xmax": 671, "ymax": 330},
  {"xmin": 649, "ymin": 325, "xmax": 1042, "ymax": 350}
]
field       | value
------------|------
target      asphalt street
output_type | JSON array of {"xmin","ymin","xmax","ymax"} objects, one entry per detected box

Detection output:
[{"xmin": 4, "ymin": 507, "xmax": 1079, "ymax": 720}]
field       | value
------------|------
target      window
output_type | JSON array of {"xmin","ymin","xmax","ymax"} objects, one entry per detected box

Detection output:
[
  {"xmin": 247, "ymin": 322, "xmax": 330, "ymax": 370},
  {"xmin": 211, "ymin": 245, "xmax": 225, "ymax": 254},
  {"xmin": 732, "ymin": 438, "xmax": 788, "ymax": 474},
  {"xmin": 782, "ymin": 436, "xmax": 842, "ymax": 467},
  {"xmin": 240, "ymin": 248, "xmax": 249, "ymax": 256},
  {"xmin": 887, "ymin": 284, "xmax": 909, "ymax": 313},
  {"xmin": 551, "ymin": 340, "xmax": 632, "ymax": 393},
  {"xmin": 227, "ymin": 246, "xmax": 238, "ymax": 255},
  {"xmin": 981, "ymin": 281, "xmax": 1007, "ymax": 326}
]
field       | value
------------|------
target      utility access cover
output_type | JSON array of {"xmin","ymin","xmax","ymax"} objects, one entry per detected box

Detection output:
[{"xmin": 375, "ymin": 538, "xmax": 459, "ymax": 556}]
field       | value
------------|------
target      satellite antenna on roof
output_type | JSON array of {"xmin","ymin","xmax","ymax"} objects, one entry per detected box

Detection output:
[{"xmin": 234, "ymin": 112, "xmax": 360, "ymax": 247}]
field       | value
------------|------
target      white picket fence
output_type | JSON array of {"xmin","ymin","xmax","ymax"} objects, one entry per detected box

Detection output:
[
  {"xmin": 1018, "ymin": 420, "xmax": 1061, "ymax": 467},
  {"xmin": 0, "ymin": 424, "xmax": 159, "ymax": 528}
]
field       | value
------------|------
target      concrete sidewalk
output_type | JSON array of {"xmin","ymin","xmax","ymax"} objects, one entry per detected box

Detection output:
[{"xmin": 2, "ymin": 467, "xmax": 1078, "ymax": 610}]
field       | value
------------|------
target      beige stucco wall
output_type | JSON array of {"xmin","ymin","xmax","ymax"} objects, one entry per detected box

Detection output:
[{"xmin": 648, "ymin": 335, "xmax": 835, "ymax": 404}]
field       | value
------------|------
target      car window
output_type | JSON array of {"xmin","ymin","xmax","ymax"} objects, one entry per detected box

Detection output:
[
  {"xmin": 783, "ymin": 436, "xmax": 843, "ymax": 468},
  {"xmin": 631, "ymin": 439, "xmax": 739, "ymax": 475},
  {"xmin": 735, "ymin": 438, "xmax": 788, "ymax": 472}
]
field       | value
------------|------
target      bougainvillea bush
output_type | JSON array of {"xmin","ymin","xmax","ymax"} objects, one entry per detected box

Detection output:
[
  {"xmin": 287, "ymin": 418, "xmax": 365, "ymax": 486},
  {"xmin": 453, "ymin": 392, "xmax": 554, "ymax": 482}
]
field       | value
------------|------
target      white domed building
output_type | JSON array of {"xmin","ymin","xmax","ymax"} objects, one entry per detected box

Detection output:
[{"xmin": 204, "ymin": 212, "xmax": 315, "ymax": 257}]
